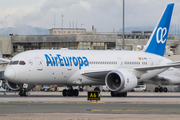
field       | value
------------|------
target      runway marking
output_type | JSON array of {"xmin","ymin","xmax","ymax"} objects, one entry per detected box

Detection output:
[
  {"xmin": 124, "ymin": 109, "xmax": 136, "ymax": 111},
  {"xmin": 89, "ymin": 109, "xmax": 163, "ymax": 112},
  {"xmin": 91, "ymin": 109, "xmax": 109, "ymax": 111},
  {"xmin": 90, "ymin": 101, "xmax": 105, "ymax": 103},
  {"xmin": 0, "ymin": 105, "xmax": 14, "ymax": 107}
]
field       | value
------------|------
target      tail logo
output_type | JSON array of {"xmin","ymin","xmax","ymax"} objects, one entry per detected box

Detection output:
[{"xmin": 156, "ymin": 27, "xmax": 167, "ymax": 44}]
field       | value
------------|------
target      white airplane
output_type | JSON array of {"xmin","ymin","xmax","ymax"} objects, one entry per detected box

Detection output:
[
  {"xmin": 0, "ymin": 3, "xmax": 178, "ymax": 97},
  {"xmin": 143, "ymin": 67, "xmax": 180, "ymax": 92}
]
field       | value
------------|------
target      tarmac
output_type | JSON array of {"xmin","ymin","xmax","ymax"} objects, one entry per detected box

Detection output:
[
  {"xmin": 1, "ymin": 91, "xmax": 180, "ymax": 120},
  {"xmin": 1, "ymin": 91, "xmax": 180, "ymax": 104}
]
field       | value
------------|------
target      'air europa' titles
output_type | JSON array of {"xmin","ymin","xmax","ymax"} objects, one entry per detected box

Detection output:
[{"xmin": 44, "ymin": 54, "xmax": 89, "ymax": 69}]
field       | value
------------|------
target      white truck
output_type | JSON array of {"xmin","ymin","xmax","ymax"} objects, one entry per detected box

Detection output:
[
  {"xmin": 133, "ymin": 85, "xmax": 146, "ymax": 92},
  {"xmin": 0, "ymin": 80, "xmax": 6, "ymax": 92}
]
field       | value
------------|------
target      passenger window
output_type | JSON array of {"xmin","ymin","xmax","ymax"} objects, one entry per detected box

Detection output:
[
  {"xmin": 11, "ymin": 61, "xmax": 19, "ymax": 65},
  {"xmin": 19, "ymin": 61, "xmax": 26, "ymax": 65}
]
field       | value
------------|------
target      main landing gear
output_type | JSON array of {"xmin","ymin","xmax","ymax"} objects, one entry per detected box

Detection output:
[
  {"xmin": 155, "ymin": 87, "xmax": 168, "ymax": 92},
  {"xmin": 62, "ymin": 86, "xmax": 79, "ymax": 96},
  {"xmin": 111, "ymin": 91, "xmax": 127, "ymax": 97}
]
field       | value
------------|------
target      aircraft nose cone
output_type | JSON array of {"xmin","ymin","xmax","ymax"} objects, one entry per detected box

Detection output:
[{"xmin": 4, "ymin": 67, "xmax": 16, "ymax": 81}]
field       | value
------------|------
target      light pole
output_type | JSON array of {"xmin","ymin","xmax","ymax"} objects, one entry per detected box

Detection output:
[{"xmin": 122, "ymin": 0, "xmax": 125, "ymax": 50}]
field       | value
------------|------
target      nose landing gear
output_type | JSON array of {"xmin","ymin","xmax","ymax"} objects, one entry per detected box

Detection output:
[
  {"xmin": 19, "ymin": 83, "xmax": 28, "ymax": 97},
  {"xmin": 19, "ymin": 89, "xmax": 28, "ymax": 97}
]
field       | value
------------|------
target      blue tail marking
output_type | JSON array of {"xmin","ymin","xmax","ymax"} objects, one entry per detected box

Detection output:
[{"xmin": 144, "ymin": 3, "xmax": 174, "ymax": 56}]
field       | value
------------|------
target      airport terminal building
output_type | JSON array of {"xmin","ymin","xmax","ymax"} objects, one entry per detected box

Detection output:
[{"xmin": 0, "ymin": 28, "xmax": 180, "ymax": 59}]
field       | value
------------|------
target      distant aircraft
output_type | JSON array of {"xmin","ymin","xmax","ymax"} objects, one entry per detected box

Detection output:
[
  {"xmin": 0, "ymin": 3, "xmax": 178, "ymax": 97},
  {"xmin": 143, "ymin": 67, "xmax": 180, "ymax": 92}
]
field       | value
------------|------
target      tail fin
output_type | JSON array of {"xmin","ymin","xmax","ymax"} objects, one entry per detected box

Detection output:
[{"xmin": 144, "ymin": 3, "xmax": 174, "ymax": 56}]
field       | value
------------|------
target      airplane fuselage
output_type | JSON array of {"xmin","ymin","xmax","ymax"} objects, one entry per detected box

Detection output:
[{"xmin": 5, "ymin": 49, "xmax": 171, "ymax": 85}]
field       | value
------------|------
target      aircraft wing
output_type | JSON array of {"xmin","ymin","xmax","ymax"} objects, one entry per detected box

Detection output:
[
  {"xmin": 167, "ymin": 61, "xmax": 180, "ymax": 64},
  {"xmin": 134, "ymin": 63, "xmax": 180, "ymax": 71},
  {"xmin": 0, "ymin": 62, "xmax": 9, "ymax": 65},
  {"xmin": 167, "ymin": 61, "xmax": 180, "ymax": 68},
  {"xmin": 82, "ymin": 70, "xmax": 111, "ymax": 80},
  {"xmin": 0, "ymin": 58, "xmax": 11, "ymax": 63},
  {"xmin": 82, "ymin": 63, "xmax": 180, "ymax": 76},
  {"xmin": 82, "ymin": 62, "xmax": 180, "ymax": 82}
]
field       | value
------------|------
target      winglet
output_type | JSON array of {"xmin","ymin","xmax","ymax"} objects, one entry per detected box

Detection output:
[{"xmin": 144, "ymin": 3, "xmax": 174, "ymax": 56}]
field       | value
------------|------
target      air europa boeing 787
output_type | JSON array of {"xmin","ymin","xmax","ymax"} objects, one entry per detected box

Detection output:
[{"xmin": 1, "ymin": 3, "xmax": 179, "ymax": 97}]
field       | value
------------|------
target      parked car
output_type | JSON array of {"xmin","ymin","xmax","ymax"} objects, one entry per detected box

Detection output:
[{"xmin": 133, "ymin": 85, "xmax": 146, "ymax": 92}]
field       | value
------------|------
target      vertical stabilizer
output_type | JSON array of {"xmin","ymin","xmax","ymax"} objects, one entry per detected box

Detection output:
[{"xmin": 144, "ymin": 3, "xmax": 174, "ymax": 56}]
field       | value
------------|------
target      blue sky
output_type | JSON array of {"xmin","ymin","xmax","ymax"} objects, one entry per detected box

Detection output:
[{"xmin": 0, "ymin": 0, "xmax": 179, "ymax": 33}]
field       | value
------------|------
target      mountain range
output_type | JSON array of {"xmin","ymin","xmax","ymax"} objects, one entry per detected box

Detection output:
[
  {"xmin": 0, "ymin": 26, "xmax": 49, "ymax": 35},
  {"xmin": 0, "ymin": 25, "xmax": 178, "ymax": 36}
]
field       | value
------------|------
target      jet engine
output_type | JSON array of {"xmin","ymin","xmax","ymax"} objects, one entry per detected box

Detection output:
[
  {"xmin": 6, "ymin": 80, "xmax": 35, "ymax": 91},
  {"xmin": 105, "ymin": 70, "xmax": 137, "ymax": 93}
]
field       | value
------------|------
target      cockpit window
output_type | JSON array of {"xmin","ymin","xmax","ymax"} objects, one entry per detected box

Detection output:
[
  {"xmin": 11, "ymin": 61, "xmax": 19, "ymax": 65},
  {"xmin": 19, "ymin": 61, "xmax": 26, "ymax": 65}
]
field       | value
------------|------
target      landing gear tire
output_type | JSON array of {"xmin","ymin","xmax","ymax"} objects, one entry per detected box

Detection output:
[
  {"xmin": 111, "ymin": 91, "xmax": 127, "ymax": 97},
  {"xmin": 122, "ymin": 92, "xmax": 127, "ymax": 97},
  {"xmin": 155, "ymin": 87, "xmax": 168, "ymax": 92},
  {"xmin": 111, "ymin": 91, "xmax": 116, "ymax": 97},
  {"xmin": 155, "ymin": 87, "xmax": 159, "ymax": 92},
  {"xmin": 63, "ymin": 89, "xmax": 68, "ymax": 96},
  {"xmin": 23, "ymin": 90, "xmax": 28, "ymax": 97},
  {"xmin": 116, "ymin": 93, "xmax": 122, "ymax": 97},
  {"xmin": 62, "ymin": 89, "xmax": 79, "ymax": 97},
  {"xmin": 74, "ymin": 89, "xmax": 79, "ymax": 96},
  {"xmin": 67, "ymin": 89, "xmax": 74, "ymax": 96},
  {"xmin": 159, "ymin": 87, "xmax": 163, "ymax": 92},
  {"xmin": 19, "ymin": 90, "xmax": 24, "ymax": 97},
  {"xmin": 163, "ymin": 87, "xmax": 168, "ymax": 92}
]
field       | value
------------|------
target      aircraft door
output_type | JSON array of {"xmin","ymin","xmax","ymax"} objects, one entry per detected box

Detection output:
[
  {"xmin": 148, "ymin": 58, "xmax": 153, "ymax": 66},
  {"xmin": 117, "ymin": 57, "xmax": 123, "ymax": 66},
  {"xmin": 34, "ymin": 57, "xmax": 43, "ymax": 70}
]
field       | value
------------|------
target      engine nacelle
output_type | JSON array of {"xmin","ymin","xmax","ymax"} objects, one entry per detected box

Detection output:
[
  {"xmin": 6, "ymin": 80, "xmax": 35, "ymax": 91},
  {"xmin": 6, "ymin": 80, "xmax": 21, "ymax": 91},
  {"xmin": 105, "ymin": 70, "xmax": 137, "ymax": 93}
]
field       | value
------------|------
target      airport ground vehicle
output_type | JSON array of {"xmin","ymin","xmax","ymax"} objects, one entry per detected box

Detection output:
[
  {"xmin": 0, "ymin": 80, "xmax": 5, "ymax": 92},
  {"xmin": 133, "ymin": 85, "xmax": 146, "ymax": 92},
  {"xmin": 102, "ymin": 85, "xmax": 110, "ymax": 92}
]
